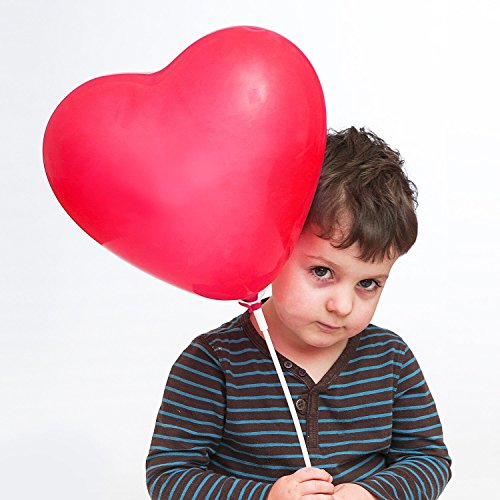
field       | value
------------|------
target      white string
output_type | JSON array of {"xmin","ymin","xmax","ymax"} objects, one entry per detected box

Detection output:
[{"xmin": 252, "ymin": 306, "xmax": 311, "ymax": 468}]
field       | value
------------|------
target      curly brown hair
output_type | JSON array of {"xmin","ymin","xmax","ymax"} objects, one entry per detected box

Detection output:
[{"xmin": 305, "ymin": 127, "xmax": 418, "ymax": 262}]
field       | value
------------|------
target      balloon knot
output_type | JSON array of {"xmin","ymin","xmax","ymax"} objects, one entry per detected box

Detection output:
[{"xmin": 238, "ymin": 299, "xmax": 262, "ymax": 312}]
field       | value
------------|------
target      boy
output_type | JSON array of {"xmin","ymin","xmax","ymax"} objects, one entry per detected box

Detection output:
[{"xmin": 146, "ymin": 127, "xmax": 451, "ymax": 499}]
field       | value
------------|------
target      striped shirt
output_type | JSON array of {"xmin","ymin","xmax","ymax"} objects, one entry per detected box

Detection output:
[{"xmin": 146, "ymin": 310, "xmax": 451, "ymax": 499}]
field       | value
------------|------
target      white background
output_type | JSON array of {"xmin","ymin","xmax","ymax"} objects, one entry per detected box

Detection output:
[{"xmin": 1, "ymin": 1, "xmax": 499, "ymax": 498}]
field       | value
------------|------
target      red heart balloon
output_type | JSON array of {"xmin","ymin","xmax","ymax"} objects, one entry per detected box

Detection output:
[{"xmin": 43, "ymin": 26, "xmax": 326, "ymax": 300}]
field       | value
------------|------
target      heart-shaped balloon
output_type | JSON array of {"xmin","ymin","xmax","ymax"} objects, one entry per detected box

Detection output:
[{"xmin": 43, "ymin": 26, "xmax": 326, "ymax": 301}]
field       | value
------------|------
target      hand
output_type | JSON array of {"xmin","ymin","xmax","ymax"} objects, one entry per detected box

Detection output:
[
  {"xmin": 268, "ymin": 467, "xmax": 335, "ymax": 499},
  {"xmin": 332, "ymin": 483, "xmax": 377, "ymax": 499}
]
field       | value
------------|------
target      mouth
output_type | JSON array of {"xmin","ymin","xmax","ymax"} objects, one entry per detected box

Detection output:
[{"xmin": 316, "ymin": 321, "xmax": 341, "ymax": 331}]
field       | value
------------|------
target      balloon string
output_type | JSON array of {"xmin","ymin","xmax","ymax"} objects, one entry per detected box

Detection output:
[{"xmin": 239, "ymin": 299, "xmax": 312, "ymax": 468}]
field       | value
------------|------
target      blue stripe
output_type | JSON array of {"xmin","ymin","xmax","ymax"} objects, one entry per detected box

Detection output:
[
  {"xmin": 397, "ymin": 379, "xmax": 426, "ymax": 395},
  {"xmin": 366, "ymin": 470, "xmax": 411, "ymax": 500},
  {"xmin": 206, "ymin": 476, "xmax": 225, "ymax": 497},
  {"xmin": 320, "ymin": 412, "xmax": 392, "ymax": 423},
  {"xmin": 237, "ymin": 481, "xmax": 251, "ymax": 500},
  {"xmin": 420, "ymin": 456, "xmax": 449, "ymax": 486},
  {"xmin": 397, "ymin": 463, "xmax": 426, "ymax": 499},
  {"xmin": 393, "ymin": 411, "xmax": 438, "ymax": 423},
  {"xmin": 398, "ymin": 390, "xmax": 431, "ymax": 400},
  {"xmin": 354, "ymin": 481, "xmax": 385, "ymax": 499},
  {"xmin": 341, "ymin": 360, "xmax": 403, "ymax": 376},
  {"xmin": 349, "ymin": 348, "xmax": 406, "ymax": 363},
  {"xmin": 247, "ymin": 483, "xmax": 262, "ymax": 498},
  {"xmin": 224, "ymin": 436, "xmax": 302, "ymax": 449},
  {"xmin": 160, "ymin": 399, "xmax": 224, "ymax": 419},
  {"xmin": 357, "ymin": 339, "xmax": 405, "ymax": 350},
  {"xmin": 227, "ymin": 381, "xmax": 303, "ymax": 389},
  {"xmin": 168, "ymin": 469, "xmax": 191, "ymax": 500},
  {"xmin": 210, "ymin": 458, "xmax": 277, "ymax": 482},
  {"xmin": 208, "ymin": 346, "xmax": 260, "ymax": 355},
  {"xmin": 395, "ymin": 423, "xmax": 442, "ymax": 434},
  {"xmin": 226, "ymin": 369, "xmax": 285, "ymax": 378},
  {"xmin": 360, "ymin": 331, "xmax": 400, "ymax": 340},
  {"xmin": 260, "ymin": 484, "xmax": 272, "ymax": 499},
  {"xmin": 377, "ymin": 475, "xmax": 399, "ymax": 498},
  {"xmin": 392, "ymin": 435, "xmax": 443, "ymax": 442},
  {"xmin": 401, "ymin": 357, "xmax": 416, "ymax": 369},
  {"xmin": 393, "ymin": 401, "xmax": 434, "ymax": 411},
  {"xmin": 146, "ymin": 461, "xmax": 196, "ymax": 474},
  {"xmin": 189, "ymin": 342, "xmax": 220, "ymax": 364},
  {"xmin": 210, "ymin": 336, "xmax": 248, "ymax": 345},
  {"xmin": 219, "ymin": 439, "xmax": 388, "ymax": 461},
  {"xmin": 192, "ymin": 473, "xmax": 214, "ymax": 499},
  {"xmin": 383, "ymin": 470, "xmax": 412, "ymax": 499},
  {"xmin": 169, "ymin": 373, "xmax": 222, "ymax": 396},
  {"xmin": 398, "ymin": 368, "xmax": 422, "ymax": 385},
  {"xmin": 226, "ymin": 406, "xmax": 292, "ymax": 413},
  {"xmin": 155, "ymin": 422, "xmax": 221, "ymax": 440},
  {"xmin": 176, "ymin": 363, "xmax": 222, "ymax": 384},
  {"xmin": 158, "ymin": 409, "xmax": 223, "ymax": 430},
  {"xmin": 226, "ymin": 418, "xmax": 302, "ymax": 425},
  {"xmin": 226, "ymin": 478, "xmax": 240, "ymax": 498},
  {"xmin": 335, "ymin": 455, "xmax": 384, "ymax": 479},
  {"xmin": 156, "ymin": 468, "xmax": 184, "ymax": 499},
  {"xmin": 165, "ymin": 386, "xmax": 224, "ymax": 408},
  {"xmin": 320, "ymin": 424, "xmax": 392, "ymax": 435},
  {"xmin": 318, "ymin": 399, "xmax": 392, "ymax": 412},
  {"xmin": 329, "ymin": 373, "xmax": 397, "ymax": 389},
  {"xmin": 227, "ymin": 394, "xmax": 291, "ymax": 401},
  {"xmin": 182, "ymin": 351, "xmax": 217, "ymax": 369},
  {"xmin": 153, "ymin": 434, "xmax": 216, "ymax": 450},
  {"xmin": 318, "ymin": 436, "xmax": 391, "ymax": 448},
  {"xmin": 225, "ymin": 428, "xmax": 298, "ymax": 437},
  {"xmin": 321, "ymin": 386, "xmax": 394, "ymax": 400},
  {"xmin": 412, "ymin": 461, "xmax": 436, "ymax": 498},
  {"xmin": 216, "ymin": 451, "xmax": 298, "ymax": 470},
  {"xmin": 220, "ymin": 357, "xmax": 273, "ymax": 366}
]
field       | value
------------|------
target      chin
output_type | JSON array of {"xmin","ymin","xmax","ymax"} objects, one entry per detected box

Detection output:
[{"xmin": 306, "ymin": 335, "xmax": 340, "ymax": 350}]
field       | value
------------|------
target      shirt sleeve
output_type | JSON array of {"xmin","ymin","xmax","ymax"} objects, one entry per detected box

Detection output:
[
  {"xmin": 353, "ymin": 345, "xmax": 452, "ymax": 499},
  {"xmin": 145, "ymin": 337, "xmax": 272, "ymax": 499}
]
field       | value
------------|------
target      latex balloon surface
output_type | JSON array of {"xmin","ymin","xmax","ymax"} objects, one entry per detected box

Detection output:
[{"xmin": 43, "ymin": 26, "xmax": 326, "ymax": 300}]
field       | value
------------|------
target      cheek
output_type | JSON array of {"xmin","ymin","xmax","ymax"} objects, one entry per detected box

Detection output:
[
  {"xmin": 352, "ymin": 297, "xmax": 379, "ymax": 327},
  {"xmin": 273, "ymin": 286, "xmax": 303, "ymax": 317},
  {"xmin": 272, "ymin": 275, "xmax": 311, "ymax": 320}
]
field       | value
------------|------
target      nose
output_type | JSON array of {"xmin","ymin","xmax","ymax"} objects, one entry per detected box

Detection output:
[{"xmin": 325, "ymin": 287, "xmax": 354, "ymax": 317}]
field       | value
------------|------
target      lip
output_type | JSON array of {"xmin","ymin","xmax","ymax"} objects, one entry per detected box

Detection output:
[{"xmin": 316, "ymin": 321, "xmax": 341, "ymax": 331}]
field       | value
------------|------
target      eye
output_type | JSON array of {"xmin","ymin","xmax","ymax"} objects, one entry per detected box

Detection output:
[
  {"xmin": 310, "ymin": 266, "xmax": 333, "ymax": 281},
  {"xmin": 357, "ymin": 279, "xmax": 381, "ymax": 292}
]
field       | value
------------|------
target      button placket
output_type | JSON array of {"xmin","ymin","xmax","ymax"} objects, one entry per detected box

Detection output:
[{"xmin": 306, "ymin": 391, "xmax": 319, "ymax": 450}]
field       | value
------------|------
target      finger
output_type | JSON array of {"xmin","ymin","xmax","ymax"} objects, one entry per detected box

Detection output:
[
  {"xmin": 299, "ymin": 479, "xmax": 335, "ymax": 496},
  {"xmin": 293, "ymin": 467, "xmax": 333, "ymax": 483}
]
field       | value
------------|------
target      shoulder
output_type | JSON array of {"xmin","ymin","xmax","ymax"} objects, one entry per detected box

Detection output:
[
  {"xmin": 181, "ymin": 312, "xmax": 264, "ymax": 367},
  {"xmin": 349, "ymin": 324, "xmax": 416, "ymax": 376},
  {"xmin": 356, "ymin": 323, "xmax": 410, "ymax": 353},
  {"xmin": 355, "ymin": 324, "xmax": 427, "ymax": 389}
]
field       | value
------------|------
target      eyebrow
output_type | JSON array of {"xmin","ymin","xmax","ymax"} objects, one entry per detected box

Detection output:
[{"xmin": 305, "ymin": 255, "xmax": 389, "ymax": 280}]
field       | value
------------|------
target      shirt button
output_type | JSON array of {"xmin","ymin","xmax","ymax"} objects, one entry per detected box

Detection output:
[
  {"xmin": 298, "ymin": 369, "xmax": 307, "ymax": 377},
  {"xmin": 283, "ymin": 361, "xmax": 293, "ymax": 369},
  {"xmin": 296, "ymin": 398, "xmax": 307, "ymax": 412}
]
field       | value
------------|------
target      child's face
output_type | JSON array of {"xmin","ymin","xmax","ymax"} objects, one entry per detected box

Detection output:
[{"xmin": 265, "ymin": 225, "xmax": 397, "ymax": 352}]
